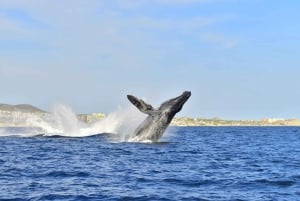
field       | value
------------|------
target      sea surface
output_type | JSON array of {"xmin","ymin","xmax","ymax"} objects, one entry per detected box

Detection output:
[{"xmin": 1, "ymin": 126, "xmax": 300, "ymax": 201}]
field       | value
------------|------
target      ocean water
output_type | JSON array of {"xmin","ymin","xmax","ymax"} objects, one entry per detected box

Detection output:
[{"xmin": 1, "ymin": 126, "xmax": 300, "ymax": 201}]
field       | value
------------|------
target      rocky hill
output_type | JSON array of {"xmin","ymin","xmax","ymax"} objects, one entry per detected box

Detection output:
[{"xmin": 0, "ymin": 104, "xmax": 46, "ymax": 113}]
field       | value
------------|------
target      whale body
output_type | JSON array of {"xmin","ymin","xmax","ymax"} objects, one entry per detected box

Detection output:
[{"xmin": 127, "ymin": 91, "xmax": 191, "ymax": 142}]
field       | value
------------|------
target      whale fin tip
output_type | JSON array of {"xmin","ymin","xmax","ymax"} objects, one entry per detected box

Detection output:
[{"xmin": 127, "ymin": 95, "xmax": 156, "ymax": 115}]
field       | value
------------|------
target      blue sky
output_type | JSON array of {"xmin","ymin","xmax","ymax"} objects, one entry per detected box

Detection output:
[{"xmin": 0, "ymin": 0, "xmax": 299, "ymax": 119}]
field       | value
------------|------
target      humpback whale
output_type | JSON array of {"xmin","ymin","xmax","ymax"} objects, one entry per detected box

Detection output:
[{"xmin": 127, "ymin": 91, "xmax": 191, "ymax": 142}]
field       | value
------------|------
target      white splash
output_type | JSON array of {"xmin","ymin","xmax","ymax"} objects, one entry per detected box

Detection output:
[
  {"xmin": 82, "ymin": 106, "xmax": 144, "ymax": 141},
  {"xmin": 0, "ymin": 103, "xmax": 145, "ymax": 140}
]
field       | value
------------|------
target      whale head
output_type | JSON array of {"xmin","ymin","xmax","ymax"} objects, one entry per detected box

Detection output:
[{"xmin": 159, "ymin": 91, "xmax": 191, "ymax": 115}]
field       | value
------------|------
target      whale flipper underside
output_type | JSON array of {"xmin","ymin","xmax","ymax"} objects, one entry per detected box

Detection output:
[
  {"xmin": 127, "ymin": 95, "xmax": 158, "ymax": 115},
  {"xmin": 127, "ymin": 91, "xmax": 191, "ymax": 142}
]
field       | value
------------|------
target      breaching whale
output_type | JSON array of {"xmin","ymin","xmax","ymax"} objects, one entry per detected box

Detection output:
[{"xmin": 127, "ymin": 91, "xmax": 191, "ymax": 142}]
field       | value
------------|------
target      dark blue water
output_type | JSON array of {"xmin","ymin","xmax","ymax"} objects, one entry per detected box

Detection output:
[{"xmin": 1, "ymin": 127, "xmax": 300, "ymax": 201}]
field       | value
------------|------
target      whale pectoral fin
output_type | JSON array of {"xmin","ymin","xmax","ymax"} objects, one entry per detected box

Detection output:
[{"xmin": 127, "ymin": 95, "xmax": 156, "ymax": 115}]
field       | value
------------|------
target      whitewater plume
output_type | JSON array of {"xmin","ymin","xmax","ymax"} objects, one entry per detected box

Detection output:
[
  {"xmin": 50, "ymin": 104, "xmax": 87, "ymax": 136},
  {"xmin": 84, "ymin": 106, "xmax": 144, "ymax": 141},
  {"xmin": 0, "ymin": 103, "xmax": 144, "ymax": 140}
]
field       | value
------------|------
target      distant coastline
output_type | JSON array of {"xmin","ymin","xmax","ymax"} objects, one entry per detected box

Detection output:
[
  {"xmin": 1, "ymin": 103, "xmax": 300, "ymax": 127},
  {"xmin": 78, "ymin": 114, "xmax": 300, "ymax": 127},
  {"xmin": 170, "ymin": 117, "xmax": 300, "ymax": 127}
]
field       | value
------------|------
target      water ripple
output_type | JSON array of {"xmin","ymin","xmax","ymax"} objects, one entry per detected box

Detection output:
[{"xmin": 43, "ymin": 170, "xmax": 90, "ymax": 178}]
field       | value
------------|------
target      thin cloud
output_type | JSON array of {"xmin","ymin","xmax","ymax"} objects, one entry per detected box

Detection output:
[
  {"xmin": 0, "ymin": 0, "xmax": 239, "ymax": 71},
  {"xmin": 0, "ymin": 58, "xmax": 47, "ymax": 77},
  {"xmin": 0, "ymin": 15, "xmax": 31, "ymax": 36},
  {"xmin": 151, "ymin": 0, "xmax": 216, "ymax": 5},
  {"xmin": 201, "ymin": 33, "xmax": 240, "ymax": 48},
  {"xmin": 131, "ymin": 16, "xmax": 219, "ymax": 31},
  {"xmin": 116, "ymin": 0, "xmax": 216, "ymax": 8}
]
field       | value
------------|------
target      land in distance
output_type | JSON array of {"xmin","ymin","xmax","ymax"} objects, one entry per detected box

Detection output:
[{"xmin": 0, "ymin": 103, "xmax": 299, "ymax": 127}]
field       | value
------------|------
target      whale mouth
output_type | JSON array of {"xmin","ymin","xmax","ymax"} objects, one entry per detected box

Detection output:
[
  {"xmin": 182, "ymin": 91, "xmax": 191, "ymax": 99},
  {"xmin": 168, "ymin": 91, "xmax": 191, "ymax": 112},
  {"xmin": 179, "ymin": 91, "xmax": 191, "ymax": 103}
]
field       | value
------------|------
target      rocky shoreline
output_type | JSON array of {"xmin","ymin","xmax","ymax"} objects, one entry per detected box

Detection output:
[
  {"xmin": 1, "ymin": 111, "xmax": 300, "ymax": 127},
  {"xmin": 170, "ymin": 117, "xmax": 300, "ymax": 126},
  {"xmin": 1, "ymin": 104, "xmax": 300, "ymax": 127},
  {"xmin": 78, "ymin": 114, "xmax": 300, "ymax": 126}
]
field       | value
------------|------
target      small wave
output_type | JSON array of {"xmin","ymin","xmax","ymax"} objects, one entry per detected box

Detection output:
[
  {"xmin": 120, "ymin": 195, "xmax": 174, "ymax": 201},
  {"xmin": 163, "ymin": 178, "xmax": 214, "ymax": 187},
  {"xmin": 44, "ymin": 170, "xmax": 90, "ymax": 178},
  {"xmin": 290, "ymin": 174, "xmax": 300, "ymax": 179},
  {"xmin": 36, "ymin": 194, "xmax": 174, "ymax": 201},
  {"xmin": 0, "ymin": 127, "xmax": 46, "ymax": 137},
  {"xmin": 128, "ymin": 137, "xmax": 153, "ymax": 143},
  {"xmin": 0, "ymin": 198, "xmax": 26, "ymax": 201},
  {"xmin": 254, "ymin": 179, "xmax": 295, "ymax": 187},
  {"xmin": 42, "ymin": 132, "xmax": 105, "ymax": 138},
  {"xmin": 33, "ymin": 194, "xmax": 95, "ymax": 201}
]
